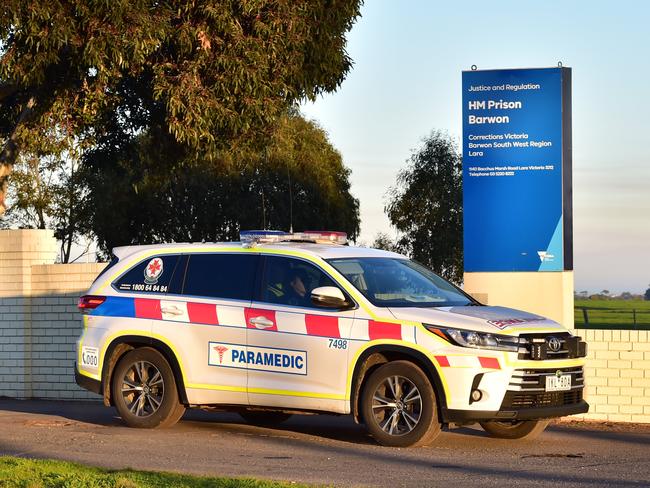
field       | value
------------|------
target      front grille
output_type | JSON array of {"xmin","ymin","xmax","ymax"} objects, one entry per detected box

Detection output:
[
  {"xmin": 502, "ymin": 389, "xmax": 583, "ymax": 409},
  {"xmin": 501, "ymin": 366, "xmax": 585, "ymax": 410},
  {"xmin": 517, "ymin": 333, "xmax": 587, "ymax": 360},
  {"xmin": 509, "ymin": 366, "xmax": 584, "ymax": 392}
]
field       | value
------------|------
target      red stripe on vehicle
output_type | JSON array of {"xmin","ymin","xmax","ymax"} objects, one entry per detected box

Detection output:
[
  {"xmin": 187, "ymin": 302, "xmax": 218, "ymax": 325},
  {"xmin": 245, "ymin": 308, "xmax": 277, "ymax": 331},
  {"xmin": 305, "ymin": 315, "xmax": 340, "ymax": 338},
  {"xmin": 368, "ymin": 321, "xmax": 402, "ymax": 340},
  {"xmin": 435, "ymin": 355, "xmax": 450, "ymax": 367},
  {"xmin": 478, "ymin": 357, "xmax": 501, "ymax": 369},
  {"xmin": 134, "ymin": 298, "xmax": 162, "ymax": 320}
]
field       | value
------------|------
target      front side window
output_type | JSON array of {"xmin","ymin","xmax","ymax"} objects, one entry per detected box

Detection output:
[
  {"xmin": 182, "ymin": 253, "xmax": 258, "ymax": 301},
  {"xmin": 114, "ymin": 254, "xmax": 181, "ymax": 294},
  {"xmin": 259, "ymin": 256, "xmax": 339, "ymax": 308},
  {"xmin": 328, "ymin": 258, "xmax": 473, "ymax": 308}
]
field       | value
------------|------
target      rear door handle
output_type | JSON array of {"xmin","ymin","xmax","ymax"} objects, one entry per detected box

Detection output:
[
  {"xmin": 249, "ymin": 316, "xmax": 275, "ymax": 329},
  {"xmin": 161, "ymin": 306, "xmax": 183, "ymax": 316}
]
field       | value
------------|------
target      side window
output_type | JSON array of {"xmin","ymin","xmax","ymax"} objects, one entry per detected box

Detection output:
[
  {"xmin": 182, "ymin": 253, "xmax": 258, "ymax": 301},
  {"xmin": 114, "ymin": 254, "xmax": 181, "ymax": 294},
  {"xmin": 260, "ymin": 256, "xmax": 339, "ymax": 308}
]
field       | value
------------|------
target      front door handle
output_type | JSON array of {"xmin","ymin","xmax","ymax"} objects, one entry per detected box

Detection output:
[
  {"xmin": 161, "ymin": 306, "xmax": 184, "ymax": 316},
  {"xmin": 249, "ymin": 316, "xmax": 275, "ymax": 329}
]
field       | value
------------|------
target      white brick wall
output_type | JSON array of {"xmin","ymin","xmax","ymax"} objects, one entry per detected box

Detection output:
[
  {"xmin": 573, "ymin": 329, "xmax": 650, "ymax": 423},
  {"xmin": 0, "ymin": 229, "xmax": 106, "ymax": 400},
  {"xmin": 0, "ymin": 297, "xmax": 31, "ymax": 398},
  {"xmin": 28, "ymin": 295, "xmax": 100, "ymax": 400}
]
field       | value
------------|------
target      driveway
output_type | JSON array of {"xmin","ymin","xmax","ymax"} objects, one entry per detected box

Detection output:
[{"xmin": 0, "ymin": 399, "xmax": 648, "ymax": 487}]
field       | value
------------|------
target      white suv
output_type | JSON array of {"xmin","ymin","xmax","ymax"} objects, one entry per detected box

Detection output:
[{"xmin": 75, "ymin": 231, "xmax": 587, "ymax": 447}]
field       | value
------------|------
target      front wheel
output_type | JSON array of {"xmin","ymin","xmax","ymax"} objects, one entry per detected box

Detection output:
[
  {"xmin": 479, "ymin": 419, "xmax": 550, "ymax": 440},
  {"xmin": 112, "ymin": 347, "xmax": 185, "ymax": 428},
  {"xmin": 361, "ymin": 360, "xmax": 441, "ymax": 447}
]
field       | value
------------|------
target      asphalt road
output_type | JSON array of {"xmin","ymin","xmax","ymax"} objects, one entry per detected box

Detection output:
[{"xmin": 0, "ymin": 399, "xmax": 649, "ymax": 487}]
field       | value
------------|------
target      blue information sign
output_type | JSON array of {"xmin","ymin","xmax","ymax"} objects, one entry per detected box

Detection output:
[{"xmin": 462, "ymin": 67, "xmax": 572, "ymax": 272}]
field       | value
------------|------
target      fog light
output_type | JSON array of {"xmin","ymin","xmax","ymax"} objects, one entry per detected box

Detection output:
[{"xmin": 471, "ymin": 389, "xmax": 483, "ymax": 402}]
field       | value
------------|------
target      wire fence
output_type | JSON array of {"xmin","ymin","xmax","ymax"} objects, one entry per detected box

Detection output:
[{"xmin": 575, "ymin": 307, "xmax": 650, "ymax": 330}]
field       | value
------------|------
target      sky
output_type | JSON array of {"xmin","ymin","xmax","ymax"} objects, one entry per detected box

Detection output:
[{"xmin": 300, "ymin": 0, "xmax": 650, "ymax": 295}]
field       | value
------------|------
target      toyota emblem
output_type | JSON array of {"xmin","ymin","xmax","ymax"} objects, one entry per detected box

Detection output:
[{"xmin": 547, "ymin": 336, "xmax": 562, "ymax": 352}]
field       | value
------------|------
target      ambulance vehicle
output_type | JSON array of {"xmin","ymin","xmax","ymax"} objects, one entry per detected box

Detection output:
[{"xmin": 75, "ymin": 231, "xmax": 588, "ymax": 447}]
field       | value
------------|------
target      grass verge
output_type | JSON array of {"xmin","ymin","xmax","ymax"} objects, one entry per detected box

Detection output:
[
  {"xmin": 0, "ymin": 456, "xmax": 309, "ymax": 488},
  {"xmin": 574, "ymin": 299, "xmax": 650, "ymax": 328}
]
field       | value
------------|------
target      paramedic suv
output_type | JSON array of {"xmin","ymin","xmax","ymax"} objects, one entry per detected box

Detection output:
[{"xmin": 75, "ymin": 230, "xmax": 588, "ymax": 447}]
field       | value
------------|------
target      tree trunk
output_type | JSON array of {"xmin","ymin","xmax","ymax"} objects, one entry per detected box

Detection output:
[{"xmin": 0, "ymin": 97, "xmax": 35, "ymax": 215}]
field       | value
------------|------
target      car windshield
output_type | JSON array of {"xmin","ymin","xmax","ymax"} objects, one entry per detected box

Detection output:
[{"xmin": 328, "ymin": 257, "xmax": 473, "ymax": 308}]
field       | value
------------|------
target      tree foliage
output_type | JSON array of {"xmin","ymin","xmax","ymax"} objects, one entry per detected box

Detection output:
[
  {"xmin": 645, "ymin": 287, "xmax": 650, "ymax": 301},
  {"xmin": 2, "ymin": 147, "xmax": 86, "ymax": 262},
  {"xmin": 82, "ymin": 111, "xmax": 360, "ymax": 254},
  {"xmin": 385, "ymin": 131, "xmax": 463, "ymax": 283},
  {"xmin": 0, "ymin": 0, "xmax": 362, "ymax": 212},
  {"xmin": 370, "ymin": 232, "xmax": 398, "ymax": 252}
]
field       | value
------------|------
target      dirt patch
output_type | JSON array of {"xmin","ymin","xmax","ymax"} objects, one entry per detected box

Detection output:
[
  {"xmin": 556, "ymin": 418, "xmax": 650, "ymax": 433},
  {"xmin": 23, "ymin": 419, "xmax": 75, "ymax": 428}
]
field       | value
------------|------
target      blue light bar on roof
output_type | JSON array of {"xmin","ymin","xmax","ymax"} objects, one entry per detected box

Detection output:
[
  {"xmin": 240, "ymin": 230, "xmax": 288, "ymax": 243},
  {"xmin": 239, "ymin": 230, "xmax": 348, "ymax": 245}
]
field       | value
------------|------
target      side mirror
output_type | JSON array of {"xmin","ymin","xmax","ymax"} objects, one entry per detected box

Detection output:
[{"xmin": 311, "ymin": 286, "xmax": 350, "ymax": 309}]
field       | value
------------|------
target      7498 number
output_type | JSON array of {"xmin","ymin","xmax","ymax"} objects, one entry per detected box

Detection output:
[{"xmin": 328, "ymin": 339, "xmax": 348, "ymax": 350}]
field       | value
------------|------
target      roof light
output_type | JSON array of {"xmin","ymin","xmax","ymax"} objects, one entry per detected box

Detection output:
[
  {"xmin": 301, "ymin": 231, "xmax": 348, "ymax": 245},
  {"xmin": 240, "ymin": 230, "xmax": 289, "ymax": 244},
  {"xmin": 239, "ymin": 230, "xmax": 348, "ymax": 246}
]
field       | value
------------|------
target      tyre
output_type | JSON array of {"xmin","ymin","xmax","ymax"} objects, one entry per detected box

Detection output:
[
  {"xmin": 112, "ymin": 347, "xmax": 185, "ymax": 428},
  {"xmin": 479, "ymin": 419, "xmax": 550, "ymax": 440},
  {"xmin": 239, "ymin": 410, "xmax": 292, "ymax": 426},
  {"xmin": 360, "ymin": 360, "xmax": 441, "ymax": 447}
]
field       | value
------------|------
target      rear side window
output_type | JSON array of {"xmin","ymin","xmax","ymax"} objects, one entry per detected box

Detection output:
[
  {"xmin": 93, "ymin": 255, "xmax": 119, "ymax": 284},
  {"xmin": 182, "ymin": 253, "xmax": 258, "ymax": 301},
  {"xmin": 114, "ymin": 254, "xmax": 181, "ymax": 294}
]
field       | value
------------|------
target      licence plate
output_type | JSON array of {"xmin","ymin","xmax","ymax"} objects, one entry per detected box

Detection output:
[{"xmin": 545, "ymin": 374, "xmax": 571, "ymax": 392}]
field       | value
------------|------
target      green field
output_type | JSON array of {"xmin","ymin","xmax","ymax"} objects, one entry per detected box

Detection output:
[
  {"xmin": 0, "ymin": 456, "xmax": 308, "ymax": 488},
  {"xmin": 574, "ymin": 299, "xmax": 650, "ymax": 329}
]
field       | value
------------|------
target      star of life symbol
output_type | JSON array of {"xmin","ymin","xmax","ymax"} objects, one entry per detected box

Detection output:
[
  {"xmin": 213, "ymin": 345, "xmax": 228, "ymax": 364},
  {"xmin": 144, "ymin": 258, "xmax": 164, "ymax": 284}
]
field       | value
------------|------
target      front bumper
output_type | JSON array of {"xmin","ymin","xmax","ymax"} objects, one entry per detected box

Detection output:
[
  {"xmin": 74, "ymin": 362, "xmax": 102, "ymax": 395},
  {"xmin": 442, "ymin": 364, "xmax": 589, "ymax": 424},
  {"xmin": 444, "ymin": 400, "xmax": 589, "ymax": 423}
]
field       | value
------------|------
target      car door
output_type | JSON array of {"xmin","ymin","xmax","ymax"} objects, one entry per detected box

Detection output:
[
  {"xmin": 246, "ymin": 254, "xmax": 355, "ymax": 413},
  {"xmin": 152, "ymin": 252, "xmax": 259, "ymax": 406}
]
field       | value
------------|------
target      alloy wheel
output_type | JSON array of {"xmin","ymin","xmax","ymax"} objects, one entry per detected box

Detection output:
[
  {"xmin": 121, "ymin": 360, "xmax": 164, "ymax": 417},
  {"xmin": 371, "ymin": 375, "xmax": 422, "ymax": 436}
]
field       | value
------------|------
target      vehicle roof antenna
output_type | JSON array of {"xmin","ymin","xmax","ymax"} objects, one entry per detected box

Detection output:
[
  {"xmin": 261, "ymin": 190, "xmax": 266, "ymax": 230},
  {"xmin": 287, "ymin": 157, "xmax": 294, "ymax": 234},
  {"xmin": 261, "ymin": 147, "xmax": 268, "ymax": 230}
]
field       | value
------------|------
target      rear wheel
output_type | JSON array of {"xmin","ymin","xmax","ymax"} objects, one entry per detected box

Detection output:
[
  {"xmin": 480, "ymin": 419, "xmax": 550, "ymax": 440},
  {"xmin": 239, "ymin": 410, "xmax": 292, "ymax": 426},
  {"xmin": 112, "ymin": 347, "xmax": 185, "ymax": 428},
  {"xmin": 361, "ymin": 361, "xmax": 441, "ymax": 447}
]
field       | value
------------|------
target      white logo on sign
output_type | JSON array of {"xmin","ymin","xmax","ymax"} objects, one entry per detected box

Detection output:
[{"xmin": 537, "ymin": 251, "xmax": 555, "ymax": 262}]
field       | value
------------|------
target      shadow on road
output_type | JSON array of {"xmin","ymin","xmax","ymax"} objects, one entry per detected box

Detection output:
[
  {"xmin": 1, "ymin": 398, "xmax": 648, "ymax": 448},
  {"xmin": 1, "ymin": 399, "xmax": 649, "ymax": 487}
]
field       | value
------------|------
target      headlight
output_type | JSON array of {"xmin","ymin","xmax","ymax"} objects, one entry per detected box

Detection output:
[{"xmin": 425, "ymin": 325, "xmax": 520, "ymax": 353}]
